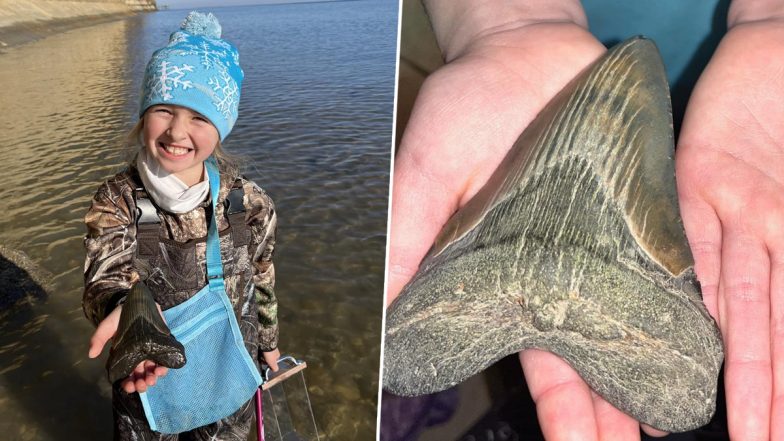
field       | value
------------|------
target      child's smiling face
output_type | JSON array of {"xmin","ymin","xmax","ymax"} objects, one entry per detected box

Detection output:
[{"xmin": 143, "ymin": 104, "xmax": 220, "ymax": 186}]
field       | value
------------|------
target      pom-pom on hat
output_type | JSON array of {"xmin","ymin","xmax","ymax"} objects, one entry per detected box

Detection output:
[{"xmin": 139, "ymin": 12, "xmax": 243, "ymax": 141}]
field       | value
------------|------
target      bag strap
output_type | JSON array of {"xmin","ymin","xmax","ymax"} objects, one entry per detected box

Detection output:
[
  {"xmin": 205, "ymin": 157, "xmax": 225, "ymax": 292},
  {"xmin": 133, "ymin": 160, "xmax": 247, "ymax": 286},
  {"xmin": 225, "ymin": 184, "xmax": 251, "ymax": 247},
  {"xmin": 135, "ymin": 188, "xmax": 162, "ymax": 260}
]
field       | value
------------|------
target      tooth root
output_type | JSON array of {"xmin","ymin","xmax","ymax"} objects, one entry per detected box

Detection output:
[{"xmin": 383, "ymin": 37, "xmax": 723, "ymax": 432}]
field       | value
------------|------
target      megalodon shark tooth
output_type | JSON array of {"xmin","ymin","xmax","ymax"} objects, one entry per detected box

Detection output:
[
  {"xmin": 383, "ymin": 37, "xmax": 724, "ymax": 432},
  {"xmin": 107, "ymin": 282, "xmax": 186, "ymax": 383}
]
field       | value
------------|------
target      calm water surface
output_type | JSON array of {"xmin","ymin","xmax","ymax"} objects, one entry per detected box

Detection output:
[{"xmin": 0, "ymin": 1, "xmax": 396, "ymax": 439}]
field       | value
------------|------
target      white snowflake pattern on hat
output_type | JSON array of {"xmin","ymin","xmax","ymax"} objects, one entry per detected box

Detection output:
[
  {"xmin": 139, "ymin": 11, "xmax": 243, "ymax": 140},
  {"xmin": 207, "ymin": 70, "xmax": 239, "ymax": 126},
  {"xmin": 147, "ymin": 61, "xmax": 194, "ymax": 100},
  {"xmin": 176, "ymin": 41, "xmax": 229, "ymax": 71}
]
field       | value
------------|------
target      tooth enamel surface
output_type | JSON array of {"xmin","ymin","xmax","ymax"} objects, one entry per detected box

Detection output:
[{"xmin": 164, "ymin": 145, "xmax": 188, "ymax": 156}]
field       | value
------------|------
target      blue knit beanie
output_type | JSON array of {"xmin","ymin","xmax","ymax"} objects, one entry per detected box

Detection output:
[{"xmin": 139, "ymin": 12, "xmax": 243, "ymax": 141}]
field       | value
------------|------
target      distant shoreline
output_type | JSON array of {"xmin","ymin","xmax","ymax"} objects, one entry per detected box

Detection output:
[
  {"xmin": 0, "ymin": 0, "xmax": 156, "ymax": 51},
  {"xmin": 163, "ymin": 0, "xmax": 362, "ymax": 11},
  {"xmin": 0, "ymin": 0, "xmax": 364, "ymax": 50},
  {"xmin": 0, "ymin": 12, "xmax": 137, "ymax": 50}
]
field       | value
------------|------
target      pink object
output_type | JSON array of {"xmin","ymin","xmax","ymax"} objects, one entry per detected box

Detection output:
[{"xmin": 255, "ymin": 388, "xmax": 264, "ymax": 441}]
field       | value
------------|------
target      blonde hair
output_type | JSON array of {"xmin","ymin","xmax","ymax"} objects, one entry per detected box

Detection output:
[{"xmin": 125, "ymin": 118, "xmax": 241, "ymax": 175}]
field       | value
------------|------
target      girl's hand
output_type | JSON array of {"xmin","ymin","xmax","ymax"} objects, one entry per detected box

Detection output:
[
  {"xmin": 263, "ymin": 348, "xmax": 281, "ymax": 372},
  {"xmin": 120, "ymin": 360, "xmax": 168, "ymax": 394},
  {"xmin": 88, "ymin": 303, "xmax": 169, "ymax": 393}
]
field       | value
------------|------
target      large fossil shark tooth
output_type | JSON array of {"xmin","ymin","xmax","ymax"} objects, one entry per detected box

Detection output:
[
  {"xmin": 384, "ymin": 37, "xmax": 724, "ymax": 432},
  {"xmin": 107, "ymin": 282, "xmax": 186, "ymax": 383}
]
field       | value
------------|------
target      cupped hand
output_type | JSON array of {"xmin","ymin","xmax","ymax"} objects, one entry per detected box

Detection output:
[
  {"xmin": 676, "ymin": 19, "xmax": 784, "ymax": 441},
  {"xmin": 88, "ymin": 303, "xmax": 169, "ymax": 394},
  {"xmin": 387, "ymin": 16, "xmax": 665, "ymax": 440}
]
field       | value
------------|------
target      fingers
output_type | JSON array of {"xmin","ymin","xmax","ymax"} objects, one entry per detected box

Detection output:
[
  {"xmin": 155, "ymin": 302, "xmax": 166, "ymax": 324},
  {"xmin": 120, "ymin": 360, "xmax": 166, "ymax": 394},
  {"xmin": 88, "ymin": 306, "xmax": 122, "ymax": 358},
  {"xmin": 770, "ymin": 247, "xmax": 784, "ymax": 440},
  {"xmin": 720, "ymin": 230, "xmax": 771, "ymax": 441},
  {"xmin": 154, "ymin": 365, "xmax": 168, "ymax": 377},
  {"xmin": 676, "ymin": 184, "xmax": 722, "ymax": 321},
  {"xmin": 591, "ymin": 393, "xmax": 642, "ymax": 441},
  {"xmin": 121, "ymin": 362, "xmax": 145, "ymax": 394},
  {"xmin": 143, "ymin": 361, "xmax": 159, "ymax": 386},
  {"xmin": 387, "ymin": 114, "xmax": 461, "ymax": 303},
  {"xmin": 263, "ymin": 348, "xmax": 281, "ymax": 372},
  {"xmin": 640, "ymin": 425, "xmax": 669, "ymax": 438},
  {"xmin": 521, "ymin": 350, "xmax": 647, "ymax": 440},
  {"xmin": 134, "ymin": 362, "xmax": 149, "ymax": 393},
  {"xmin": 520, "ymin": 349, "xmax": 598, "ymax": 441}
]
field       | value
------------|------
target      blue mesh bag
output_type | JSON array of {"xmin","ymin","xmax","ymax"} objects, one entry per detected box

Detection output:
[{"xmin": 139, "ymin": 157, "xmax": 262, "ymax": 434}]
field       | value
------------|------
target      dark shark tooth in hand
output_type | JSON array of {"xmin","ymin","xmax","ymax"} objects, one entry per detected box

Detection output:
[
  {"xmin": 107, "ymin": 282, "xmax": 186, "ymax": 383},
  {"xmin": 383, "ymin": 37, "xmax": 724, "ymax": 432}
]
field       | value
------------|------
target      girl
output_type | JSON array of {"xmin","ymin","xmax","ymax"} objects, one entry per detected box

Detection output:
[{"xmin": 83, "ymin": 12, "xmax": 280, "ymax": 439}]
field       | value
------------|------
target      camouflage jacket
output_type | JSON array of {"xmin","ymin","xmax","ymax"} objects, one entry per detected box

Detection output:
[{"xmin": 83, "ymin": 165, "xmax": 279, "ymax": 354}]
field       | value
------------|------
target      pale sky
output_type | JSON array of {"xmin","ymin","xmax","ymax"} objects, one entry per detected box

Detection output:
[{"xmin": 159, "ymin": 0, "xmax": 336, "ymax": 9}]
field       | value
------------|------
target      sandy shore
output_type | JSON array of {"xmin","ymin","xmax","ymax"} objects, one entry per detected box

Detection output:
[{"xmin": 0, "ymin": 1, "xmax": 155, "ymax": 49}]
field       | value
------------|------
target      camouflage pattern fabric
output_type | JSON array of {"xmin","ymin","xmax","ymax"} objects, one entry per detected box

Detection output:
[{"xmin": 83, "ymin": 163, "xmax": 277, "ymax": 438}]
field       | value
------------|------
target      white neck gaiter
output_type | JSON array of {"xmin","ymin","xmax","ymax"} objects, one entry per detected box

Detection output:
[{"xmin": 137, "ymin": 149, "xmax": 210, "ymax": 214}]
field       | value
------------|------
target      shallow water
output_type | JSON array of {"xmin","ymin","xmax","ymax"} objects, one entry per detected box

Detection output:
[{"xmin": 0, "ymin": 1, "xmax": 396, "ymax": 439}]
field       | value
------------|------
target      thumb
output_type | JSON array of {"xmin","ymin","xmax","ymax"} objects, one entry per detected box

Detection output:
[
  {"xmin": 156, "ymin": 302, "xmax": 167, "ymax": 324},
  {"xmin": 263, "ymin": 349, "xmax": 281, "ymax": 371},
  {"xmin": 88, "ymin": 306, "xmax": 121, "ymax": 358}
]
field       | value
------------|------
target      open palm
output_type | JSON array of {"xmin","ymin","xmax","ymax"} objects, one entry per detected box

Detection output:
[{"xmin": 677, "ymin": 21, "xmax": 784, "ymax": 441}]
